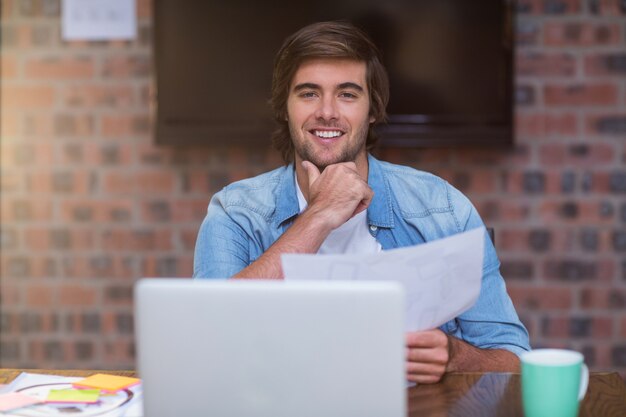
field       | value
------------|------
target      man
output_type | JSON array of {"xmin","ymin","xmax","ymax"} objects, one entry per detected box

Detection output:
[{"xmin": 194, "ymin": 21, "xmax": 530, "ymax": 384}]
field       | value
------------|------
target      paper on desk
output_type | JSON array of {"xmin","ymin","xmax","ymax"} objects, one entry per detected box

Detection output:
[
  {"xmin": 0, "ymin": 373, "xmax": 143, "ymax": 417},
  {"xmin": 282, "ymin": 227, "xmax": 485, "ymax": 332}
]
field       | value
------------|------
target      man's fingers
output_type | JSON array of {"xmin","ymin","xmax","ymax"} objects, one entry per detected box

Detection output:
[
  {"xmin": 406, "ymin": 359, "xmax": 446, "ymax": 384},
  {"xmin": 406, "ymin": 330, "xmax": 448, "ymax": 348},
  {"xmin": 406, "ymin": 358, "xmax": 446, "ymax": 385},
  {"xmin": 404, "ymin": 330, "xmax": 450, "ymax": 384},
  {"xmin": 351, "ymin": 187, "xmax": 374, "ymax": 216},
  {"xmin": 302, "ymin": 161, "xmax": 373, "ymax": 229},
  {"xmin": 406, "ymin": 347, "xmax": 449, "ymax": 365},
  {"xmin": 406, "ymin": 373, "xmax": 444, "ymax": 384},
  {"xmin": 406, "ymin": 360, "xmax": 447, "ymax": 376},
  {"xmin": 352, "ymin": 201, "xmax": 369, "ymax": 216},
  {"xmin": 302, "ymin": 161, "xmax": 320, "ymax": 187}
]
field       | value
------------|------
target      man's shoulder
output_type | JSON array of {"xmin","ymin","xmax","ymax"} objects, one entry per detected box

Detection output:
[
  {"xmin": 377, "ymin": 161, "xmax": 450, "ymax": 193},
  {"xmin": 213, "ymin": 164, "xmax": 293, "ymax": 216},
  {"xmin": 372, "ymin": 158, "xmax": 469, "ymax": 213},
  {"xmin": 222, "ymin": 165, "xmax": 289, "ymax": 193},
  {"xmin": 375, "ymin": 158, "xmax": 448, "ymax": 185}
]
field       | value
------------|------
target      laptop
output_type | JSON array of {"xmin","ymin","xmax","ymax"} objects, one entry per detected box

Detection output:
[{"xmin": 135, "ymin": 279, "xmax": 406, "ymax": 417}]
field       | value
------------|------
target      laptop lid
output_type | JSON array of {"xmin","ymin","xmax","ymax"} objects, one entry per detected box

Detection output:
[{"xmin": 135, "ymin": 279, "xmax": 406, "ymax": 417}]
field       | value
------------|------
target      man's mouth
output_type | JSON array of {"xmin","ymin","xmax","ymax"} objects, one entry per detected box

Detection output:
[{"xmin": 311, "ymin": 130, "xmax": 344, "ymax": 138}]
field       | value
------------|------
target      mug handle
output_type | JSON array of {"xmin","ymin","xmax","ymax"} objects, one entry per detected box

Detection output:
[{"xmin": 578, "ymin": 363, "xmax": 589, "ymax": 401}]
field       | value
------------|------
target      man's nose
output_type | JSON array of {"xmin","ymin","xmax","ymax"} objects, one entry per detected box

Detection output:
[{"xmin": 314, "ymin": 96, "xmax": 339, "ymax": 121}]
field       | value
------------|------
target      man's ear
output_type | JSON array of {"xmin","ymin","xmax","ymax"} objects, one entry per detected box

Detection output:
[{"xmin": 369, "ymin": 116, "xmax": 375, "ymax": 124}]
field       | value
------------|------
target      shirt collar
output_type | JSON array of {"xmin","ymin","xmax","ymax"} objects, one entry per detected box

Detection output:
[
  {"xmin": 275, "ymin": 163, "xmax": 300, "ymax": 226},
  {"xmin": 367, "ymin": 154, "xmax": 395, "ymax": 229}
]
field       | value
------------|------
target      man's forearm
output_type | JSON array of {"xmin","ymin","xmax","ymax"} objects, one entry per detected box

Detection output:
[
  {"xmin": 446, "ymin": 336, "xmax": 521, "ymax": 373},
  {"xmin": 233, "ymin": 208, "xmax": 334, "ymax": 279}
]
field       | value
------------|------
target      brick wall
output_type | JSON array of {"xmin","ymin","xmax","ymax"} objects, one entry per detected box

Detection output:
[
  {"xmin": 1, "ymin": 0, "xmax": 625, "ymax": 373},
  {"xmin": 378, "ymin": 0, "xmax": 626, "ymax": 373}
]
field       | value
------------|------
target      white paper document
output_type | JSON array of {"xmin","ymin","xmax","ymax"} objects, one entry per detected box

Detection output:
[
  {"xmin": 282, "ymin": 227, "xmax": 485, "ymax": 332},
  {"xmin": 0, "ymin": 373, "xmax": 143, "ymax": 417}
]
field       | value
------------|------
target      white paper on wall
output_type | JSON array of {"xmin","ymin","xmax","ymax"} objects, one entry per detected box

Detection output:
[{"xmin": 62, "ymin": 0, "xmax": 136, "ymax": 41}]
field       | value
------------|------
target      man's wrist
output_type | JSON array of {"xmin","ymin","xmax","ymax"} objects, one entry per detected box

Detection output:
[
  {"xmin": 445, "ymin": 334, "xmax": 460, "ymax": 373},
  {"xmin": 298, "ymin": 203, "xmax": 339, "ymax": 237}
]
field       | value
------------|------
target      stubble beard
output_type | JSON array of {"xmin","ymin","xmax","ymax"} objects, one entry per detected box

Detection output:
[{"xmin": 289, "ymin": 122, "xmax": 370, "ymax": 172}]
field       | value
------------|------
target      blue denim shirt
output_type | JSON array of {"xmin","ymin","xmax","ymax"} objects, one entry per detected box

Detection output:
[{"xmin": 194, "ymin": 154, "xmax": 530, "ymax": 356}]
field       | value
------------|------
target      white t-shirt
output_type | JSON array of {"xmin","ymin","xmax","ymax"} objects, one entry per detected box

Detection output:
[{"xmin": 295, "ymin": 174, "xmax": 382, "ymax": 254}]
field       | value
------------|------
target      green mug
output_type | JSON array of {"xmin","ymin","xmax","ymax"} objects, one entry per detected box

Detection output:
[{"xmin": 521, "ymin": 349, "xmax": 589, "ymax": 417}]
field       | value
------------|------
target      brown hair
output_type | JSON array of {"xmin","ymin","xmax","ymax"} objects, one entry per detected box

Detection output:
[{"xmin": 269, "ymin": 21, "xmax": 389, "ymax": 163}]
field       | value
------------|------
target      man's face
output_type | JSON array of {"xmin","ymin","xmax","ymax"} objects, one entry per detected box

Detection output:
[{"xmin": 287, "ymin": 58, "xmax": 374, "ymax": 171}]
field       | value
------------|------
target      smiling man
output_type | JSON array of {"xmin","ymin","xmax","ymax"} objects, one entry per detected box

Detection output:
[{"xmin": 193, "ymin": 21, "xmax": 530, "ymax": 383}]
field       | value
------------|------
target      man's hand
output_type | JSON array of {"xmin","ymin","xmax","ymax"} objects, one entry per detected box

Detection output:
[
  {"xmin": 301, "ymin": 161, "xmax": 373, "ymax": 232},
  {"xmin": 405, "ymin": 329, "xmax": 449, "ymax": 384},
  {"xmin": 233, "ymin": 160, "xmax": 373, "ymax": 279},
  {"xmin": 405, "ymin": 329, "xmax": 522, "ymax": 384}
]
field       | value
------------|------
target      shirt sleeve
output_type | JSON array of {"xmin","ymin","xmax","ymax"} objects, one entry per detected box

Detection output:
[
  {"xmin": 450, "ymin": 249, "xmax": 532, "ymax": 356},
  {"xmin": 193, "ymin": 192, "xmax": 251, "ymax": 279},
  {"xmin": 443, "ymin": 188, "xmax": 531, "ymax": 356}
]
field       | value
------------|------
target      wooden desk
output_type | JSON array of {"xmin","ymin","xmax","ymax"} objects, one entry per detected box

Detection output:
[
  {"xmin": 408, "ymin": 372, "xmax": 626, "ymax": 417},
  {"xmin": 0, "ymin": 369, "xmax": 136, "ymax": 383},
  {"xmin": 1, "ymin": 369, "xmax": 625, "ymax": 416}
]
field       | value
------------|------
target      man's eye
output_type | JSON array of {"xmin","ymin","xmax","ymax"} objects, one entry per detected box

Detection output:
[
  {"xmin": 300, "ymin": 92, "xmax": 317, "ymax": 98},
  {"xmin": 339, "ymin": 92, "xmax": 357, "ymax": 99}
]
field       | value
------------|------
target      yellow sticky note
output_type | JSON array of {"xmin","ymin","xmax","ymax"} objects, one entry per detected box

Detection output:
[
  {"xmin": 46, "ymin": 389, "xmax": 100, "ymax": 404},
  {"xmin": 72, "ymin": 374, "xmax": 140, "ymax": 393}
]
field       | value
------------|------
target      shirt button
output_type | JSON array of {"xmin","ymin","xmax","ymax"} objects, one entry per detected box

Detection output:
[{"xmin": 369, "ymin": 225, "xmax": 377, "ymax": 231}]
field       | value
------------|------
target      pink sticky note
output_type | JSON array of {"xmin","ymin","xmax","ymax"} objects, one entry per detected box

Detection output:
[{"xmin": 0, "ymin": 392, "xmax": 42, "ymax": 412}]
